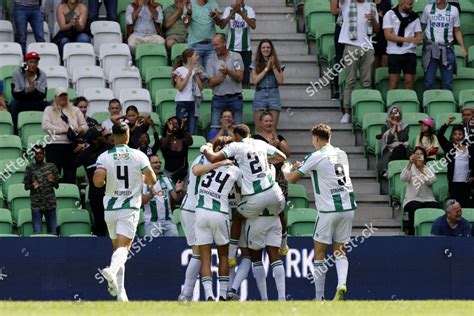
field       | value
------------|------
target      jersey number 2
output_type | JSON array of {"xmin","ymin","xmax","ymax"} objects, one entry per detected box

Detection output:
[
  {"xmin": 201, "ymin": 170, "xmax": 230, "ymax": 193},
  {"xmin": 247, "ymin": 153, "xmax": 263, "ymax": 174},
  {"xmin": 117, "ymin": 165, "xmax": 129, "ymax": 189}
]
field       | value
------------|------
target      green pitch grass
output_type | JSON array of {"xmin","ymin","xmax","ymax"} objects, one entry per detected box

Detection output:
[{"xmin": 1, "ymin": 301, "xmax": 473, "ymax": 316}]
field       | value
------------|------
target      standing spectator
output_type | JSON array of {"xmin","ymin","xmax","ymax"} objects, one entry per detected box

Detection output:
[
  {"xmin": 54, "ymin": 0, "xmax": 91, "ymax": 57},
  {"xmin": 11, "ymin": 52, "xmax": 49, "ymax": 132},
  {"xmin": 186, "ymin": 0, "xmax": 220, "ymax": 68},
  {"xmin": 207, "ymin": 109, "xmax": 234, "ymax": 143},
  {"xmin": 383, "ymin": 0, "xmax": 422, "ymax": 90},
  {"xmin": 142, "ymin": 155, "xmax": 185, "ymax": 237},
  {"xmin": 13, "ymin": 0, "xmax": 45, "ymax": 54},
  {"xmin": 437, "ymin": 115, "xmax": 474, "ymax": 208},
  {"xmin": 401, "ymin": 146, "xmax": 440, "ymax": 235},
  {"xmin": 421, "ymin": 0, "xmax": 467, "ymax": 91},
  {"xmin": 431, "ymin": 199, "xmax": 471, "ymax": 237},
  {"xmin": 173, "ymin": 48, "xmax": 203, "ymax": 134},
  {"xmin": 219, "ymin": 0, "xmax": 256, "ymax": 89},
  {"xmin": 160, "ymin": 116, "xmax": 193, "ymax": 182},
  {"xmin": 250, "ymin": 39, "xmax": 284, "ymax": 132},
  {"xmin": 42, "ymin": 87, "xmax": 88, "ymax": 184},
  {"xmin": 206, "ymin": 34, "xmax": 244, "ymax": 129},
  {"xmin": 24, "ymin": 145, "xmax": 60, "ymax": 235},
  {"xmin": 415, "ymin": 117, "xmax": 439, "ymax": 161},
  {"xmin": 461, "ymin": 107, "xmax": 474, "ymax": 140},
  {"xmin": 126, "ymin": 0, "xmax": 165, "ymax": 55},
  {"xmin": 163, "ymin": 0, "xmax": 189, "ymax": 52},
  {"xmin": 125, "ymin": 105, "xmax": 151, "ymax": 149},
  {"xmin": 338, "ymin": 0, "xmax": 380, "ymax": 123},
  {"xmin": 87, "ymin": 0, "xmax": 117, "ymax": 24},
  {"xmin": 74, "ymin": 96, "xmax": 98, "ymax": 128},
  {"xmin": 373, "ymin": 0, "xmax": 392, "ymax": 70},
  {"xmin": 0, "ymin": 80, "xmax": 7, "ymax": 111},
  {"xmin": 330, "ymin": 0, "xmax": 344, "ymax": 100},
  {"xmin": 101, "ymin": 99, "xmax": 122, "ymax": 133},
  {"xmin": 137, "ymin": 122, "xmax": 160, "ymax": 157}
]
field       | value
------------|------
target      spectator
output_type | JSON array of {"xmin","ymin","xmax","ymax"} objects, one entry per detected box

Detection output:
[
  {"xmin": 219, "ymin": 0, "xmax": 256, "ymax": 89},
  {"xmin": 429, "ymin": 0, "xmax": 460, "ymax": 15},
  {"xmin": 173, "ymin": 48, "xmax": 203, "ymax": 134},
  {"xmin": 13, "ymin": 0, "xmax": 45, "ymax": 54},
  {"xmin": 252, "ymin": 111, "xmax": 291, "ymax": 200},
  {"xmin": 24, "ymin": 145, "xmax": 60, "ymax": 235},
  {"xmin": 401, "ymin": 146, "xmax": 440, "ymax": 235},
  {"xmin": 87, "ymin": 0, "xmax": 117, "ymax": 24},
  {"xmin": 160, "ymin": 116, "xmax": 193, "ymax": 182},
  {"xmin": 207, "ymin": 109, "xmax": 234, "ymax": 144},
  {"xmin": 54, "ymin": 0, "xmax": 91, "ymax": 57},
  {"xmin": 437, "ymin": 115, "xmax": 474, "ymax": 208},
  {"xmin": 42, "ymin": 87, "xmax": 88, "ymax": 184},
  {"xmin": 431, "ymin": 199, "xmax": 472, "ymax": 237},
  {"xmin": 338, "ymin": 0, "xmax": 380, "ymax": 123},
  {"xmin": 163, "ymin": 0, "xmax": 189, "ymax": 52},
  {"xmin": 377, "ymin": 106, "xmax": 409, "ymax": 178},
  {"xmin": 138, "ymin": 123, "xmax": 161, "ymax": 157},
  {"xmin": 373, "ymin": 0, "xmax": 392, "ymax": 70},
  {"xmin": 126, "ymin": 0, "xmax": 165, "ymax": 55},
  {"xmin": 330, "ymin": 0, "xmax": 343, "ymax": 100},
  {"xmin": 75, "ymin": 125, "xmax": 113, "ymax": 236},
  {"xmin": 186, "ymin": 0, "xmax": 220, "ymax": 68},
  {"xmin": 74, "ymin": 96, "xmax": 98, "ymax": 128},
  {"xmin": 421, "ymin": 0, "xmax": 467, "ymax": 91},
  {"xmin": 11, "ymin": 52, "xmax": 49, "ymax": 132},
  {"xmin": 250, "ymin": 39, "xmax": 284, "ymax": 132},
  {"xmin": 206, "ymin": 34, "xmax": 244, "ymax": 129},
  {"xmin": 383, "ymin": 0, "xmax": 423, "ymax": 90},
  {"xmin": 461, "ymin": 107, "xmax": 474, "ymax": 140},
  {"xmin": 415, "ymin": 117, "xmax": 439, "ymax": 161},
  {"xmin": 142, "ymin": 155, "xmax": 185, "ymax": 237},
  {"xmin": 101, "ymin": 98, "xmax": 122, "ymax": 133},
  {"xmin": 125, "ymin": 105, "xmax": 151, "ymax": 149},
  {"xmin": 0, "ymin": 80, "xmax": 7, "ymax": 111}
]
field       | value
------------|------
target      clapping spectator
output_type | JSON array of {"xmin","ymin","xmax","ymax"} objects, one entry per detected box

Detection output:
[
  {"xmin": 87, "ymin": 0, "xmax": 118, "ymax": 24},
  {"xmin": 163, "ymin": 0, "xmax": 189, "ymax": 52},
  {"xmin": 173, "ymin": 48, "xmax": 203, "ymax": 134},
  {"xmin": 74, "ymin": 96, "xmax": 99, "ymax": 128},
  {"xmin": 125, "ymin": 105, "xmax": 151, "ymax": 149},
  {"xmin": 415, "ymin": 117, "xmax": 439, "ymax": 161},
  {"xmin": 401, "ymin": 147, "xmax": 440, "ymax": 235},
  {"xmin": 126, "ymin": 0, "xmax": 165, "ymax": 55},
  {"xmin": 207, "ymin": 109, "xmax": 234, "ymax": 144},
  {"xmin": 377, "ymin": 106, "xmax": 409, "ymax": 178},
  {"xmin": 219, "ymin": 0, "xmax": 256, "ymax": 89},
  {"xmin": 251, "ymin": 39, "xmax": 284, "ymax": 133},
  {"xmin": 137, "ymin": 122, "xmax": 160, "ymax": 157},
  {"xmin": 383, "ymin": 0, "xmax": 422, "ymax": 90},
  {"xmin": 101, "ymin": 99, "xmax": 122, "ymax": 134},
  {"xmin": 431, "ymin": 199, "xmax": 471, "ymax": 237},
  {"xmin": 13, "ymin": 0, "xmax": 45, "ymax": 54}
]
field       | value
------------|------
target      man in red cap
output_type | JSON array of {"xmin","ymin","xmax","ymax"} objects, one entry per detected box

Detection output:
[{"xmin": 10, "ymin": 51, "xmax": 49, "ymax": 132}]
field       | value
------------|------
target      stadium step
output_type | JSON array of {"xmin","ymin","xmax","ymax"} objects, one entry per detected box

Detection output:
[
  {"xmin": 251, "ymin": 40, "xmax": 309, "ymax": 56},
  {"xmin": 279, "ymin": 85, "xmax": 327, "ymax": 101}
]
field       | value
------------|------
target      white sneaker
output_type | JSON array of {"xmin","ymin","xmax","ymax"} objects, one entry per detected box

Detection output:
[
  {"xmin": 101, "ymin": 267, "xmax": 118, "ymax": 297},
  {"xmin": 117, "ymin": 292, "xmax": 129, "ymax": 302},
  {"xmin": 340, "ymin": 113, "xmax": 351, "ymax": 123}
]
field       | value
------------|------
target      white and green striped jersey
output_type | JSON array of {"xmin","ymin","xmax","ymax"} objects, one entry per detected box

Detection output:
[
  {"xmin": 296, "ymin": 145, "xmax": 357, "ymax": 213},
  {"xmin": 221, "ymin": 138, "xmax": 279, "ymax": 196},
  {"xmin": 223, "ymin": 5, "xmax": 255, "ymax": 52},
  {"xmin": 96, "ymin": 144, "xmax": 151, "ymax": 211},
  {"xmin": 196, "ymin": 164, "xmax": 242, "ymax": 215},
  {"xmin": 142, "ymin": 175, "xmax": 175, "ymax": 222},
  {"xmin": 181, "ymin": 154, "xmax": 209, "ymax": 213}
]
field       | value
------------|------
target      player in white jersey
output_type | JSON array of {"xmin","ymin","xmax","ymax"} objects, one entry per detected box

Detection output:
[
  {"xmin": 284, "ymin": 124, "xmax": 357, "ymax": 301},
  {"xmin": 201, "ymin": 124, "xmax": 287, "ymax": 265},
  {"xmin": 93, "ymin": 122, "xmax": 157, "ymax": 301}
]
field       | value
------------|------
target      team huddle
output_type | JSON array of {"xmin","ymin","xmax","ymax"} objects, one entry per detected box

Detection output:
[{"xmin": 92, "ymin": 121, "xmax": 357, "ymax": 302}]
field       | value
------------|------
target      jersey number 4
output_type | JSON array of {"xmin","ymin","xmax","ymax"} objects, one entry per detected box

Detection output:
[
  {"xmin": 201, "ymin": 170, "xmax": 230, "ymax": 193},
  {"xmin": 117, "ymin": 165, "xmax": 129, "ymax": 189}
]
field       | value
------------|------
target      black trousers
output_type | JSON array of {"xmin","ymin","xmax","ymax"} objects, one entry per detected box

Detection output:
[
  {"xmin": 45, "ymin": 143, "xmax": 77, "ymax": 184},
  {"xmin": 404, "ymin": 200, "xmax": 440, "ymax": 235},
  {"xmin": 450, "ymin": 182, "xmax": 472, "ymax": 208},
  {"xmin": 332, "ymin": 24, "xmax": 344, "ymax": 92},
  {"xmin": 89, "ymin": 189, "xmax": 107, "ymax": 236}
]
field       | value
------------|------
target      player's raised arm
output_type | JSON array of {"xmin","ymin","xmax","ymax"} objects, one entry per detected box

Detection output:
[
  {"xmin": 143, "ymin": 166, "xmax": 157, "ymax": 186},
  {"xmin": 193, "ymin": 159, "xmax": 233, "ymax": 176},
  {"xmin": 283, "ymin": 161, "xmax": 303, "ymax": 184},
  {"xmin": 265, "ymin": 142, "xmax": 287, "ymax": 164}
]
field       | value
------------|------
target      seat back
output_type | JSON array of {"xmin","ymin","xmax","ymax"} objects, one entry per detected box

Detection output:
[
  {"xmin": 8, "ymin": 184, "xmax": 32, "ymax": 224},
  {"xmin": 0, "ymin": 158, "xmax": 26, "ymax": 198},
  {"xmin": 0, "ymin": 20, "xmax": 14, "ymax": 42},
  {"xmin": 100, "ymin": 43, "xmax": 131, "ymax": 79},
  {"xmin": 414, "ymin": 208, "xmax": 445, "ymax": 236},
  {"xmin": 0, "ymin": 208, "xmax": 13, "ymax": 234},
  {"xmin": 386, "ymin": 89, "xmax": 420, "ymax": 113},
  {"xmin": 27, "ymin": 43, "xmax": 60, "ymax": 67},
  {"xmin": 73, "ymin": 66, "xmax": 106, "ymax": 96},
  {"xmin": 42, "ymin": 65, "xmax": 69, "ymax": 90},
  {"xmin": 459, "ymin": 89, "xmax": 474, "ymax": 110},
  {"xmin": 362, "ymin": 112, "xmax": 386, "ymax": 155},
  {"xmin": 18, "ymin": 111, "xmax": 45, "ymax": 148},
  {"xmin": 109, "ymin": 67, "xmax": 142, "ymax": 98},
  {"xmin": 452, "ymin": 67, "xmax": 474, "ymax": 104},
  {"xmin": 287, "ymin": 183, "xmax": 309, "ymax": 209},
  {"xmin": 119, "ymin": 88, "xmax": 152, "ymax": 113},
  {"xmin": 63, "ymin": 43, "xmax": 95, "ymax": 78},
  {"xmin": 146, "ymin": 66, "xmax": 174, "ymax": 102},
  {"xmin": 0, "ymin": 65, "xmax": 18, "ymax": 104},
  {"xmin": 91, "ymin": 21, "xmax": 123, "ymax": 56},
  {"xmin": 388, "ymin": 160, "xmax": 409, "ymax": 204},
  {"xmin": 83, "ymin": 88, "xmax": 115, "ymax": 116},
  {"xmin": 288, "ymin": 208, "xmax": 317, "ymax": 236},
  {"xmin": 155, "ymin": 88, "xmax": 178, "ymax": 122},
  {"xmin": 351, "ymin": 89, "xmax": 385, "ymax": 129},
  {"xmin": 172, "ymin": 208, "xmax": 185, "ymax": 237},
  {"xmin": 0, "ymin": 42, "xmax": 22, "ymax": 67},
  {"xmin": 422, "ymin": 89, "xmax": 456, "ymax": 119},
  {"xmin": 0, "ymin": 135, "xmax": 22, "ymax": 160},
  {"xmin": 55, "ymin": 184, "xmax": 81, "ymax": 210},
  {"xmin": 0, "ymin": 111, "xmax": 13, "ymax": 135},
  {"xmin": 135, "ymin": 43, "xmax": 168, "ymax": 79},
  {"xmin": 171, "ymin": 43, "xmax": 188, "ymax": 65},
  {"xmin": 17, "ymin": 208, "xmax": 47, "ymax": 236},
  {"xmin": 57, "ymin": 208, "xmax": 91, "ymax": 236}
]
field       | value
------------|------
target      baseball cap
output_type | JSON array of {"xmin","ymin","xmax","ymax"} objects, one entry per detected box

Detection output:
[
  {"xmin": 418, "ymin": 117, "xmax": 435, "ymax": 129},
  {"xmin": 54, "ymin": 87, "xmax": 68, "ymax": 97},
  {"xmin": 25, "ymin": 51, "xmax": 40, "ymax": 61}
]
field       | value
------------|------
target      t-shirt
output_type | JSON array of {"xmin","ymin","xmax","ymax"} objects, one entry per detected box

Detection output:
[
  {"xmin": 142, "ymin": 174, "xmax": 175, "ymax": 222},
  {"xmin": 181, "ymin": 154, "xmax": 208, "ymax": 212},
  {"xmin": 205, "ymin": 51, "xmax": 244, "ymax": 96},
  {"xmin": 221, "ymin": 138, "xmax": 279, "ymax": 196},
  {"xmin": 421, "ymin": 3, "xmax": 460, "ymax": 44},
  {"xmin": 174, "ymin": 66, "xmax": 195, "ymax": 102},
  {"xmin": 296, "ymin": 145, "xmax": 357, "ymax": 213},
  {"xmin": 415, "ymin": 134, "xmax": 440, "ymax": 160},
  {"xmin": 338, "ymin": 0, "xmax": 376, "ymax": 49},
  {"xmin": 383, "ymin": 10, "xmax": 422, "ymax": 55},
  {"xmin": 164, "ymin": 4, "xmax": 188, "ymax": 38},
  {"xmin": 431, "ymin": 215, "xmax": 471, "ymax": 237},
  {"xmin": 102, "ymin": 118, "xmax": 114, "ymax": 133},
  {"xmin": 207, "ymin": 128, "xmax": 231, "ymax": 141},
  {"xmin": 222, "ymin": 5, "xmax": 255, "ymax": 52},
  {"xmin": 95, "ymin": 144, "xmax": 151, "ymax": 211},
  {"xmin": 188, "ymin": 0, "xmax": 219, "ymax": 45}
]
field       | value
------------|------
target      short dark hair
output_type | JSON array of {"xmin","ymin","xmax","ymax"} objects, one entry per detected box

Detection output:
[
  {"xmin": 311, "ymin": 124, "xmax": 331, "ymax": 141},
  {"xmin": 451, "ymin": 124, "xmax": 465, "ymax": 139},
  {"xmin": 214, "ymin": 33, "xmax": 226, "ymax": 43},
  {"xmin": 234, "ymin": 124, "xmax": 250, "ymax": 138},
  {"xmin": 73, "ymin": 96, "xmax": 88, "ymax": 107},
  {"xmin": 109, "ymin": 99, "xmax": 121, "ymax": 107},
  {"xmin": 112, "ymin": 121, "xmax": 129, "ymax": 135},
  {"xmin": 213, "ymin": 136, "xmax": 234, "ymax": 151},
  {"xmin": 412, "ymin": 146, "xmax": 428, "ymax": 162},
  {"xmin": 125, "ymin": 105, "xmax": 139, "ymax": 114},
  {"xmin": 221, "ymin": 109, "xmax": 233, "ymax": 118},
  {"xmin": 33, "ymin": 144, "xmax": 44, "ymax": 153}
]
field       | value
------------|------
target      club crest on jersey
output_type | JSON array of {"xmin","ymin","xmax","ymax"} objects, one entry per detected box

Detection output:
[{"xmin": 113, "ymin": 152, "xmax": 130, "ymax": 161}]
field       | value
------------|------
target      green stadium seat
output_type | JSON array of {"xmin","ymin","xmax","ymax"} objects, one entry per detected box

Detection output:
[
  {"xmin": 362, "ymin": 112, "xmax": 387, "ymax": 156},
  {"xmin": 287, "ymin": 183, "xmax": 309, "ymax": 209},
  {"xmin": 0, "ymin": 234, "xmax": 19, "ymax": 237},
  {"xmin": 216, "ymin": 24, "xmax": 226, "ymax": 35},
  {"xmin": 57, "ymin": 208, "xmax": 91, "ymax": 236},
  {"xmin": 136, "ymin": 43, "xmax": 168, "ymax": 79},
  {"xmin": 17, "ymin": 208, "xmax": 47, "ymax": 236},
  {"xmin": 403, "ymin": 112, "xmax": 428, "ymax": 150},
  {"xmin": 46, "ymin": 88, "xmax": 76, "ymax": 102},
  {"xmin": 374, "ymin": 67, "xmax": 405, "ymax": 102},
  {"xmin": 287, "ymin": 208, "xmax": 317, "ymax": 237},
  {"xmin": 117, "ymin": 0, "xmax": 131, "ymax": 36},
  {"xmin": 0, "ymin": 65, "xmax": 18, "ymax": 104},
  {"xmin": 55, "ymin": 184, "xmax": 81, "ymax": 210},
  {"xmin": 388, "ymin": 160, "xmax": 409, "ymax": 205},
  {"xmin": 452, "ymin": 67, "xmax": 474, "ymax": 103},
  {"xmin": 459, "ymin": 89, "xmax": 474, "ymax": 110},
  {"xmin": 304, "ymin": 0, "xmax": 333, "ymax": 41},
  {"xmin": 460, "ymin": 3, "xmax": 474, "ymax": 34},
  {"xmin": 188, "ymin": 135, "xmax": 207, "ymax": 165},
  {"xmin": 316, "ymin": 22, "xmax": 334, "ymax": 62},
  {"xmin": 0, "ymin": 110, "xmax": 13, "ymax": 135},
  {"xmin": 351, "ymin": 89, "xmax": 384, "ymax": 130},
  {"xmin": 386, "ymin": 89, "xmax": 420, "ymax": 113},
  {"xmin": 425, "ymin": 160, "xmax": 449, "ymax": 202},
  {"xmin": 454, "ymin": 45, "xmax": 466, "ymax": 67},
  {"xmin": 8, "ymin": 182, "xmax": 31, "ymax": 223},
  {"xmin": 435, "ymin": 113, "xmax": 462, "ymax": 140},
  {"xmin": 465, "ymin": 33, "xmax": 474, "ymax": 53},
  {"xmin": 91, "ymin": 112, "xmax": 110, "ymax": 124},
  {"xmin": 17, "ymin": 111, "xmax": 45, "ymax": 149},
  {"xmin": 137, "ymin": 210, "xmax": 145, "ymax": 237},
  {"xmin": 414, "ymin": 208, "xmax": 444, "ymax": 236},
  {"xmin": 243, "ymin": 89, "xmax": 255, "ymax": 130},
  {"xmin": 469, "ymin": 46, "xmax": 474, "ymax": 68},
  {"xmin": 26, "ymin": 134, "xmax": 47, "ymax": 156},
  {"xmin": 0, "ymin": 135, "xmax": 22, "ymax": 160},
  {"xmin": 146, "ymin": 66, "xmax": 174, "ymax": 103},
  {"xmin": 414, "ymin": 67, "xmax": 441, "ymax": 102},
  {"xmin": 155, "ymin": 88, "xmax": 178, "ymax": 122},
  {"xmin": 0, "ymin": 208, "xmax": 13, "ymax": 234},
  {"xmin": 422, "ymin": 89, "xmax": 456, "ymax": 119},
  {"xmin": 198, "ymin": 89, "xmax": 213, "ymax": 134},
  {"xmin": 29, "ymin": 234, "xmax": 57, "ymax": 237},
  {"xmin": 0, "ymin": 158, "xmax": 26, "ymax": 199},
  {"xmin": 171, "ymin": 43, "xmax": 188, "ymax": 66},
  {"xmin": 413, "ymin": 0, "xmax": 429, "ymax": 15},
  {"xmin": 173, "ymin": 208, "xmax": 185, "ymax": 237},
  {"xmin": 461, "ymin": 208, "xmax": 474, "ymax": 233}
]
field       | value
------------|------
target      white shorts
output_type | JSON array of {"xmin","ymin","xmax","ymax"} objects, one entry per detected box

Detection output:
[
  {"xmin": 313, "ymin": 211, "xmax": 355, "ymax": 245},
  {"xmin": 104, "ymin": 209, "xmax": 140, "ymax": 240},
  {"xmin": 180, "ymin": 209, "xmax": 196, "ymax": 246},
  {"xmin": 145, "ymin": 220, "xmax": 178, "ymax": 237},
  {"xmin": 238, "ymin": 185, "xmax": 286, "ymax": 220},
  {"xmin": 195, "ymin": 209, "xmax": 230, "ymax": 246},
  {"xmin": 245, "ymin": 215, "xmax": 282, "ymax": 250}
]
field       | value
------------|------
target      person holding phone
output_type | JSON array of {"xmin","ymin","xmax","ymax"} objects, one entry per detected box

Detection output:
[{"xmin": 123, "ymin": 105, "xmax": 151, "ymax": 149}]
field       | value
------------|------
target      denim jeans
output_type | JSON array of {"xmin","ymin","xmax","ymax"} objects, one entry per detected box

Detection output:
[
  {"xmin": 88, "ymin": 0, "xmax": 118, "ymax": 22},
  {"xmin": 424, "ymin": 47, "xmax": 455, "ymax": 91},
  {"xmin": 58, "ymin": 33, "xmax": 91, "ymax": 56},
  {"xmin": 211, "ymin": 94, "xmax": 243, "ymax": 128},
  {"xmin": 14, "ymin": 4, "xmax": 45, "ymax": 54},
  {"xmin": 32, "ymin": 209, "xmax": 57, "ymax": 234},
  {"xmin": 176, "ymin": 101, "xmax": 197, "ymax": 134},
  {"xmin": 189, "ymin": 43, "xmax": 214, "ymax": 69}
]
